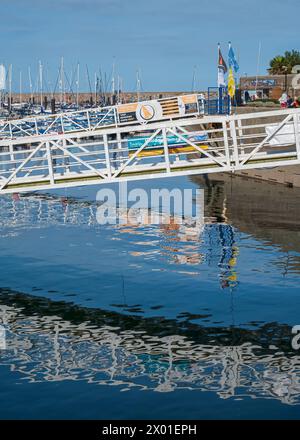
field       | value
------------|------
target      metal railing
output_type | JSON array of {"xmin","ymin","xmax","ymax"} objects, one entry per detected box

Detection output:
[
  {"xmin": 0, "ymin": 108, "xmax": 299, "ymax": 194},
  {"xmin": 0, "ymin": 92, "xmax": 232, "ymax": 141}
]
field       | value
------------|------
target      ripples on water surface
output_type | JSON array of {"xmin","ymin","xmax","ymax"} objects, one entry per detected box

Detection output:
[{"xmin": 0, "ymin": 174, "xmax": 300, "ymax": 419}]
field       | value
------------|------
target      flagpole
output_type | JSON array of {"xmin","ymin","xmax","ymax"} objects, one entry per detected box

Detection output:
[
  {"xmin": 228, "ymin": 40, "xmax": 231, "ymax": 95},
  {"xmin": 217, "ymin": 42, "xmax": 220, "ymax": 88},
  {"xmin": 218, "ymin": 42, "xmax": 222, "ymax": 113},
  {"xmin": 255, "ymin": 41, "xmax": 262, "ymax": 97},
  {"xmin": 229, "ymin": 41, "xmax": 236, "ymax": 110}
]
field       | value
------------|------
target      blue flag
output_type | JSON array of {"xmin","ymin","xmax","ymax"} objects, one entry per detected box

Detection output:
[{"xmin": 228, "ymin": 43, "xmax": 239, "ymax": 73}]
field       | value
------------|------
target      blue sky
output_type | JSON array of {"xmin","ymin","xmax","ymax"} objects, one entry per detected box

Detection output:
[{"xmin": 1, "ymin": 0, "xmax": 299, "ymax": 92}]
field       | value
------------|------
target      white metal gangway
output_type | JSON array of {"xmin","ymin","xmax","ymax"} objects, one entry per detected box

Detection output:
[
  {"xmin": 0, "ymin": 93, "xmax": 205, "ymax": 139},
  {"xmin": 0, "ymin": 103, "xmax": 299, "ymax": 194}
]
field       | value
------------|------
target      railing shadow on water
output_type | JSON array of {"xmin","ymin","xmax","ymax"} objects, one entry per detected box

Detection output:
[{"xmin": 0, "ymin": 287, "xmax": 299, "ymax": 404}]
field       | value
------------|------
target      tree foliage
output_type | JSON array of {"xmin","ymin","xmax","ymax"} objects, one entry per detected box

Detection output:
[{"xmin": 269, "ymin": 50, "xmax": 300, "ymax": 74}]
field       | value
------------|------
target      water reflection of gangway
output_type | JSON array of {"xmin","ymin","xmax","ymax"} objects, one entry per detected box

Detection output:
[
  {"xmin": 0, "ymin": 96, "xmax": 300, "ymax": 194},
  {"xmin": 0, "ymin": 193, "xmax": 239, "ymax": 289},
  {"xmin": 0, "ymin": 288, "xmax": 299, "ymax": 404},
  {"xmin": 192, "ymin": 172, "xmax": 300, "ymax": 276}
]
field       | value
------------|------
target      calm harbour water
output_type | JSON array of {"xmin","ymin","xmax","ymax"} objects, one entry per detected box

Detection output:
[{"xmin": 0, "ymin": 173, "xmax": 300, "ymax": 420}]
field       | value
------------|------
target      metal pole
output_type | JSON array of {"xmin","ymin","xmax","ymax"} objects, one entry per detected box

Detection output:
[
  {"xmin": 76, "ymin": 63, "xmax": 80, "ymax": 108},
  {"xmin": 62, "ymin": 57, "xmax": 65, "ymax": 104},
  {"xmin": 117, "ymin": 75, "xmax": 120, "ymax": 104},
  {"xmin": 111, "ymin": 61, "xmax": 115, "ymax": 98},
  {"xmin": 19, "ymin": 70, "xmax": 22, "ymax": 104},
  {"xmin": 39, "ymin": 60, "xmax": 43, "ymax": 107},
  {"xmin": 192, "ymin": 65, "xmax": 197, "ymax": 93},
  {"xmin": 136, "ymin": 69, "xmax": 141, "ymax": 103},
  {"xmin": 94, "ymin": 72, "xmax": 97, "ymax": 105},
  {"xmin": 28, "ymin": 66, "xmax": 33, "ymax": 102},
  {"xmin": 60, "ymin": 57, "xmax": 64, "ymax": 106},
  {"xmin": 255, "ymin": 41, "xmax": 262, "ymax": 97},
  {"xmin": 9, "ymin": 64, "xmax": 12, "ymax": 111}
]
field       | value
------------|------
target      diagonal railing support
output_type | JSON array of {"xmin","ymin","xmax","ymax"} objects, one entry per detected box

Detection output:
[
  {"xmin": 112, "ymin": 128, "xmax": 162, "ymax": 178},
  {"xmin": 49, "ymin": 139, "xmax": 107, "ymax": 180},
  {"xmin": 0, "ymin": 141, "xmax": 45, "ymax": 191},
  {"xmin": 240, "ymin": 114, "xmax": 293, "ymax": 166},
  {"xmin": 167, "ymin": 128, "xmax": 227, "ymax": 167}
]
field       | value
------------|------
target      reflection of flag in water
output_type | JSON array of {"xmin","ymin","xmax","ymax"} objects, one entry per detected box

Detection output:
[
  {"xmin": 218, "ymin": 44, "xmax": 228, "ymax": 88},
  {"xmin": 205, "ymin": 224, "xmax": 239, "ymax": 290},
  {"xmin": 218, "ymin": 224, "xmax": 234, "ymax": 265},
  {"xmin": 218, "ymin": 224, "xmax": 239, "ymax": 289},
  {"xmin": 228, "ymin": 68, "xmax": 236, "ymax": 98}
]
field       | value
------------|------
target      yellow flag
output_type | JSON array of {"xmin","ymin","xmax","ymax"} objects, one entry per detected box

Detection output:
[{"xmin": 228, "ymin": 67, "xmax": 235, "ymax": 98}]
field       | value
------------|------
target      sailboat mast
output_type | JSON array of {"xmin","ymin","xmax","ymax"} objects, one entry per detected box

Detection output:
[
  {"xmin": 94, "ymin": 72, "xmax": 97, "ymax": 105},
  {"xmin": 60, "ymin": 56, "xmax": 65, "ymax": 105},
  {"xmin": 111, "ymin": 61, "xmax": 115, "ymax": 97},
  {"xmin": 136, "ymin": 69, "xmax": 141, "ymax": 102},
  {"xmin": 99, "ymin": 68, "xmax": 103, "ymax": 105},
  {"xmin": 255, "ymin": 42, "xmax": 262, "ymax": 95},
  {"xmin": 192, "ymin": 65, "xmax": 197, "ymax": 93},
  {"xmin": 28, "ymin": 66, "xmax": 33, "ymax": 102},
  {"xmin": 117, "ymin": 75, "xmax": 120, "ymax": 104},
  {"xmin": 9, "ymin": 64, "xmax": 12, "ymax": 110},
  {"xmin": 119, "ymin": 77, "xmax": 123, "ymax": 104},
  {"xmin": 19, "ymin": 70, "xmax": 22, "ymax": 104},
  {"xmin": 86, "ymin": 64, "xmax": 92, "ymax": 104},
  {"xmin": 39, "ymin": 60, "xmax": 43, "ymax": 107},
  {"xmin": 76, "ymin": 62, "xmax": 80, "ymax": 108}
]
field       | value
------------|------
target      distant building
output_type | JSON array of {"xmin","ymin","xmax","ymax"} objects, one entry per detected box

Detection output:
[{"xmin": 240, "ymin": 74, "xmax": 300, "ymax": 100}]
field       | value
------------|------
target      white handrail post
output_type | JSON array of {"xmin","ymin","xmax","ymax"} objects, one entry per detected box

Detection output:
[
  {"xmin": 229, "ymin": 119, "xmax": 239, "ymax": 168},
  {"xmin": 237, "ymin": 118, "xmax": 244, "ymax": 155},
  {"xmin": 116, "ymin": 131, "xmax": 123, "ymax": 167},
  {"xmin": 103, "ymin": 134, "xmax": 112, "ymax": 178},
  {"xmin": 87, "ymin": 110, "xmax": 91, "ymax": 131},
  {"xmin": 46, "ymin": 141, "xmax": 55, "ymax": 184},
  {"xmin": 117, "ymin": 131, "xmax": 122, "ymax": 150},
  {"xmin": 62, "ymin": 138, "xmax": 70, "ymax": 173},
  {"xmin": 222, "ymin": 121, "xmax": 231, "ymax": 168},
  {"xmin": 9, "ymin": 142, "xmax": 14, "ymax": 162},
  {"xmin": 293, "ymin": 113, "xmax": 300, "ymax": 160}
]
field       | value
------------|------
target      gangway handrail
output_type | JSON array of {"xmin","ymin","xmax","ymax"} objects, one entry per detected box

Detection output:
[
  {"xmin": 0, "ymin": 93, "xmax": 207, "ymax": 140},
  {"xmin": 0, "ymin": 107, "xmax": 299, "ymax": 194}
]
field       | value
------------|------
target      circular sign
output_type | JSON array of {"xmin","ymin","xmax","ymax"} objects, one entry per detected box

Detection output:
[
  {"xmin": 136, "ymin": 101, "xmax": 163, "ymax": 123},
  {"xmin": 139, "ymin": 104, "xmax": 155, "ymax": 121}
]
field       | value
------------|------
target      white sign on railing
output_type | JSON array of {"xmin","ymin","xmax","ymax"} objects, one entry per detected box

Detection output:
[{"xmin": 117, "ymin": 95, "xmax": 199, "ymax": 124}]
